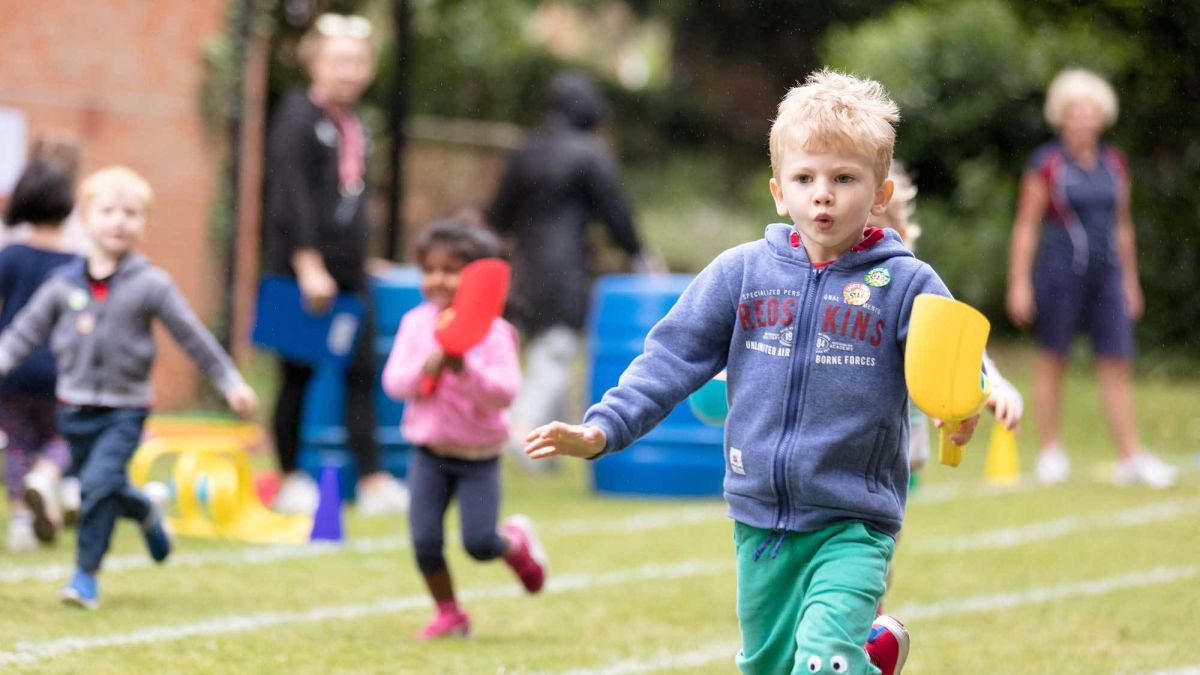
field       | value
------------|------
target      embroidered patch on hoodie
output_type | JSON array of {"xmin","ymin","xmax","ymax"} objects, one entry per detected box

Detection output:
[{"xmin": 729, "ymin": 447, "xmax": 746, "ymax": 475}]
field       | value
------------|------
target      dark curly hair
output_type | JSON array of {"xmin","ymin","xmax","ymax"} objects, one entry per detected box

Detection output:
[
  {"xmin": 414, "ymin": 217, "xmax": 506, "ymax": 266},
  {"xmin": 4, "ymin": 157, "xmax": 76, "ymax": 227}
]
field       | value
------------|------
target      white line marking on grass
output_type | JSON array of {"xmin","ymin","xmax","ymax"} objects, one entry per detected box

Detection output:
[
  {"xmin": 0, "ymin": 537, "xmax": 409, "ymax": 585},
  {"xmin": 545, "ymin": 642, "xmax": 741, "ymax": 675},
  {"xmin": 549, "ymin": 504, "xmax": 725, "ymax": 535},
  {"xmin": 913, "ymin": 498, "xmax": 1200, "ymax": 554},
  {"xmin": 907, "ymin": 478, "xmax": 1039, "ymax": 505},
  {"xmin": 0, "ymin": 478, "xmax": 1053, "ymax": 586},
  {"xmin": 540, "ymin": 564, "xmax": 1200, "ymax": 675},
  {"xmin": 0, "ymin": 558, "xmax": 732, "ymax": 666},
  {"xmin": 0, "ymin": 504, "xmax": 726, "ymax": 585},
  {"xmin": 895, "ymin": 564, "xmax": 1199, "ymax": 621},
  {"xmin": 1142, "ymin": 668, "xmax": 1200, "ymax": 675}
]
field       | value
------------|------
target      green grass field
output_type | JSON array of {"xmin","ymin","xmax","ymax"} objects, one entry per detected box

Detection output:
[{"xmin": 1, "ymin": 345, "xmax": 1197, "ymax": 674}]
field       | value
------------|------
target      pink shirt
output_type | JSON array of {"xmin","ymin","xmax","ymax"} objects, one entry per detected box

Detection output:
[{"xmin": 381, "ymin": 302, "xmax": 521, "ymax": 460}]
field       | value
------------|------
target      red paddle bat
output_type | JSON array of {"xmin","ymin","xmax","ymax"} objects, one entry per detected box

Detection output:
[{"xmin": 418, "ymin": 258, "xmax": 511, "ymax": 396}]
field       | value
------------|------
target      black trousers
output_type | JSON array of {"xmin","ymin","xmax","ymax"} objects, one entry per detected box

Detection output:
[
  {"xmin": 272, "ymin": 304, "xmax": 379, "ymax": 476},
  {"xmin": 407, "ymin": 446, "xmax": 505, "ymax": 574}
]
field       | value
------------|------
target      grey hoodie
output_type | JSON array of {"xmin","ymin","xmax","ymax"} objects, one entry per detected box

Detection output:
[
  {"xmin": 583, "ymin": 225, "xmax": 952, "ymax": 537},
  {"xmin": 0, "ymin": 253, "xmax": 246, "ymax": 408}
]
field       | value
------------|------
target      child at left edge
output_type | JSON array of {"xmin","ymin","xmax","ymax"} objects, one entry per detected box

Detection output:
[
  {"xmin": 381, "ymin": 218, "xmax": 547, "ymax": 640},
  {"xmin": 0, "ymin": 166, "xmax": 259, "ymax": 609},
  {"xmin": 525, "ymin": 70, "xmax": 980, "ymax": 675}
]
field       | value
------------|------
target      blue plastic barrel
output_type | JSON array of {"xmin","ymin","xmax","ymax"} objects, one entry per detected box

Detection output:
[
  {"xmin": 298, "ymin": 266, "xmax": 424, "ymax": 498},
  {"xmin": 587, "ymin": 274, "xmax": 725, "ymax": 497}
]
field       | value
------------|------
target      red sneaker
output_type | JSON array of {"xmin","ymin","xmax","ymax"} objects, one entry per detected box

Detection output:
[
  {"xmin": 415, "ymin": 608, "xmax": 471, "ymax": 640},
  {"xmin": 865, "ymin": 614, "xmax": 909, "ymax": 675},
  {"xmin": 502, "ymin": 514, "xmax": 547, "ymax": 593}
]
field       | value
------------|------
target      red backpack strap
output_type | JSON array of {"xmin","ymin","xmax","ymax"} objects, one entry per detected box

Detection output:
[{"xmin": 1038, "ymin": 147, "xmax": 1068, "ymax": 228}]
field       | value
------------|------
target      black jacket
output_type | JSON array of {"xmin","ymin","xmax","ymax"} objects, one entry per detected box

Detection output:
[
  {"xmin": 488, "ymin": 115, "xmax": 640, "ymax": 333},
  {"xmin": 263, "ymin": 90, "xmax": 371, "ymax": 293}
]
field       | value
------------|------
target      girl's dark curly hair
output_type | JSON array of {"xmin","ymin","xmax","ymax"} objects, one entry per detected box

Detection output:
[{"xmin": 414, "ymin": 217, "xmax": 506, "ymax": 266}]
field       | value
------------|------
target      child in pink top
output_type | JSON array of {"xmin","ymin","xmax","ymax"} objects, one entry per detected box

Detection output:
[{"xmin": 382, "ymin": 218, "xmax": 546, "ymax": 640}]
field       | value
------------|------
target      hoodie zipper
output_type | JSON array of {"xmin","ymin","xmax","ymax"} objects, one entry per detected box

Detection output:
[
  {"xmin": 772, "ymin": 264, "xmax": 826, "ymax": 531},
  {"xmin": 90, "ymin": 292, "xmax": 106, "ymax": 401}
]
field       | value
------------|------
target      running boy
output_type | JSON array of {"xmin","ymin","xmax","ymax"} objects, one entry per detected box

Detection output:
[
  {"xmin": 524, "ymin": 70, "xmax": 979, "ymax": 675},
  {"xmin": 0, "ymin": 166, "xmax": 258, "ymax": 609}
]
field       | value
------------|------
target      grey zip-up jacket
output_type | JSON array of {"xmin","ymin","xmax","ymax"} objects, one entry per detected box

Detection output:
[{"xmin": 0, "ymin": 253, "xmax": 246, "ymax": 408}]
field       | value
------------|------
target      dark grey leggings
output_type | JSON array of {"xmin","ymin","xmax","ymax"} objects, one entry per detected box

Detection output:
[{"xmin": 407, "ymin": 446, "xmax": 506, "ymax": 574}]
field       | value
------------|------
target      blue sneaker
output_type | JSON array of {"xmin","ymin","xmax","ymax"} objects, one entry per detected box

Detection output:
[{"xmin": 60, "ymin": 569, "xmax": 99, "ymax": 609}]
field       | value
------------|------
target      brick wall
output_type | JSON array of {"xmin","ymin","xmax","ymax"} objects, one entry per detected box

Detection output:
[{"xmin": 0, "ymin": 0, "xmax": 228, "ymax": 409}]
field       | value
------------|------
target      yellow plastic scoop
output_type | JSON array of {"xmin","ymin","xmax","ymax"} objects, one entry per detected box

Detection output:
[{"xmin": 905, "ymin": 294, "xmax": 991, "ymax": 467}]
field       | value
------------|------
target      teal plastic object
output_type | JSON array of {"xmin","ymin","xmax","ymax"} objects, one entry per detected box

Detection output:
[{"xmin": 688, "ymin": 373, "xmax": 728, "ymax": 426}]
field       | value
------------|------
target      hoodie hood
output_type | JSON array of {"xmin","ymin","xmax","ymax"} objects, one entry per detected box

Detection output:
[
  {"xmin": 545, "ymin": 71, "xmax": 608, "ymax": 131},
  {"xmin": 764, "ymin": 222, "xmax": 914, "ymax": 269},
  {"xmin": 57, "ymin": 251, "xmax": 151, "ymax": 284}
]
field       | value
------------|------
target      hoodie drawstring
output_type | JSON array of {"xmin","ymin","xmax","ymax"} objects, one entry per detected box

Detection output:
[{"xmin": 752, "ymin": 530, "xmax": 788, "ymax": 562}]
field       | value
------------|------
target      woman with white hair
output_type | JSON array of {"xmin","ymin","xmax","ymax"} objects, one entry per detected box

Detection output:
[{"xmin": 1006, "ymin": 68, "xmax": 1176, "ymax": 488}]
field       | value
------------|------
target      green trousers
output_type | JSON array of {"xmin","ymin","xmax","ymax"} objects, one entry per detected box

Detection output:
[{"xmin": 734, "ymin": 521, "xmax": 895, "ymax": 675}]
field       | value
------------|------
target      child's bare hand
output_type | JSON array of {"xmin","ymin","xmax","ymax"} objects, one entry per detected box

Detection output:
[
  {"xmin": 422, "ymin": 348, "xmax": 446, "ymax": 376},
  {"xmin": 524, "ymin": 422, "xmax": 606, "ymax": 460},
  {"xmin": 987, "ymin": 380, "xmax": 1024, "ymax": 431},
  {"xmin": 932, "ymin": 413, "xmax": 981, "ymax": 445},
  {"xmin": 225, "ymin": 383, "xmax": 259, "ymax": 419}
]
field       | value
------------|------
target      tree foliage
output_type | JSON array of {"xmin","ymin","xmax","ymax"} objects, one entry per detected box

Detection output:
[{"xmin": 822, "ymin": 0, "xmax": 1200, "ymax": 355}]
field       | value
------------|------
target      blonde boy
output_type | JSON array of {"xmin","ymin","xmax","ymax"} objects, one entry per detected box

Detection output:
[
  {"xmin": 524, "ymin": 71, "xmax": 978, "ymax": 674},
  {"xmin": 0, "ymin": 166, "xmax": 257, "ymax": 609}
]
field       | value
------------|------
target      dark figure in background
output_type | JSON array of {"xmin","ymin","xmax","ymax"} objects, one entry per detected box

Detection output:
[
  {"xmin": 488, "ymin": 71, "xmax": 651, "ymax": 463},
  {"xmin": 262, "ymin": 13, "xmax": 407, "ymax": 514}
]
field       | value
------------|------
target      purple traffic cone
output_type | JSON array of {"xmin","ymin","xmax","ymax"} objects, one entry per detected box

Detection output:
[{"xmin": 310, "ymin": 465, "xmax": 344, "ymax": 543}]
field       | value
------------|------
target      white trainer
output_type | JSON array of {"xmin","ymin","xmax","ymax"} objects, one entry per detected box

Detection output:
[
  {"xmin": 274, "ymin": 472, "xmax": 320, "ymax": 514},
  {"xmin": 1035, "ymin": 447, "xmax": 1071, "ymax": 485},
  {"xmin": 23, "ymin": 469, "xmax": 62, "ymax": 543},
  {"xmin": 356, "ymin": 474, "xmax": 409, "ymax": 517},
  {"xmin": 1114, "ymin": 451, "xmax": 1178, "ymax": 489},
  {"xmin": 7, "ymin": 514, "xmax": 37, "ymax": 552}
]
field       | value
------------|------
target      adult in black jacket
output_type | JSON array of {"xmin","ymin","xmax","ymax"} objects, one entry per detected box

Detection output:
[
  {"xmin": 262, "ymin": 14, "xmax": 407, "ymax": 514},
  {"xmin": 488, "ymin": 71, "xmax": 648, "ymax": 461}
]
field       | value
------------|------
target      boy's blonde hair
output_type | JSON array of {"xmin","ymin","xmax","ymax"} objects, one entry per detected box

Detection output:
[
  {"xmin": 78, "ymin": 166, "xmax": 154, "ymax": 211},
  {"xmin": 1043, "ymin": 68, "xmax": 1118, "ymax": 131},
  {"xmin": 770, "ymin": 69, "xmax": 900, "ymax": 184},
  {"xmin": 879, "ymin": 162, "xmax": 921, "ymax": 248}
]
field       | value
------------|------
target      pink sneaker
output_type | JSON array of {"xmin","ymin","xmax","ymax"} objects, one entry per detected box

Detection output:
[
  {"xmin": 865, "ymin": 614, "xmax": 909, "ymax": 675},
  {"xmin": 415, "ymin": 608, "xmax": 471, "ymax": 640},
  {"xmin": 502, "ymin": 514, "xmax": 547, "ymax": 594}
]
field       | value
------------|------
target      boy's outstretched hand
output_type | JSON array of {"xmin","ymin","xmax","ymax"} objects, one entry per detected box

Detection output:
[
  {"xmin": 226, "ymin": 383, "xmax": 259, "ymax": 419},
  {"xmin": 524, "ymin": 422, "xmax": 607, "ymax": 460}
]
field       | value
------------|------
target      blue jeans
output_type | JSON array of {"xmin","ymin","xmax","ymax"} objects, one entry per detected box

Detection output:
[{"xmin": 57, "ymin": 406, "xmax": 151, "ymax": 573}]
